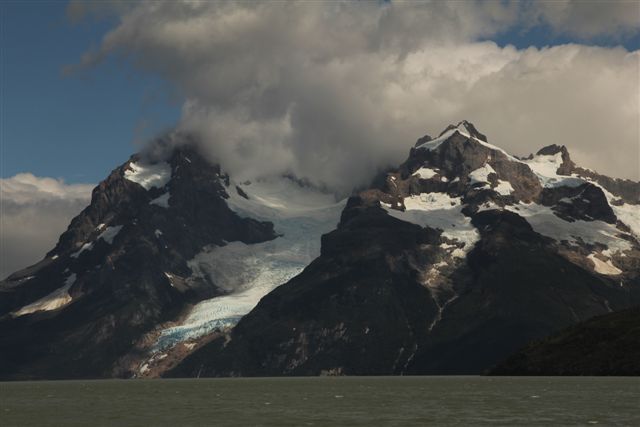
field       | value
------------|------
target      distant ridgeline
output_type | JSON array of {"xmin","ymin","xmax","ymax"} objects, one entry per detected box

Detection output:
[{"xmin": 1, "ymin": 122, "xmax": 639, "ymax": 379}]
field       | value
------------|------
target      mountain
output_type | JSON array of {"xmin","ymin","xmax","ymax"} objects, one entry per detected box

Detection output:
[
  {"xmin": 169, "ymin": 121, "xmax": 640, "ymax": 377},
  {"xmin": 1, "ymin": 122, "xmax": 638, "ymax": 379},
  {"xmin": 490, "ymin": 307, "xmax": 640, "ymax": 375}
]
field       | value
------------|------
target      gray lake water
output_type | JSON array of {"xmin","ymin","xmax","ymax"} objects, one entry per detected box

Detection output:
[{"xmin": 1, "ymin": 376, "xmax": 639, "ymax": 426}]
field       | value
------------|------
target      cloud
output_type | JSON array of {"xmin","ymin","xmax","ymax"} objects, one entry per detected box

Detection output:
[
  {"xmin": 0, "ymin": 174, "xmax": 93, "ymax": 279},
  {"xmin": 70, "ymin": 1, "xmax": 638, "ymax": 193},
  {"xmin": 525, "ymin": 0, "xmax": 640, "ymax": 39}
]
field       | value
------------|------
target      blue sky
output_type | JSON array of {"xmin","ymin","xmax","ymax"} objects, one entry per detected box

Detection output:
[
  {"xmin": 1, "ymin": 1, "xmax": 179, "ymax": 183},
  {"xmin": 1, "ymin": 1, "xmax": 638, "ymax": 184}
]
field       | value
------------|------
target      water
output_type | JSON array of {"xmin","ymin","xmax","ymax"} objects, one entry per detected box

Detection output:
[{"xmin": 1, "ymin": 376, "xmax": 639, "ymax": 426}]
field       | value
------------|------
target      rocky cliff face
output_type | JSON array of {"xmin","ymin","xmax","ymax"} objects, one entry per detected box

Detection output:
[{"xmin": 2, "ymin": 122, "xmax": 638, "ymax": 379}]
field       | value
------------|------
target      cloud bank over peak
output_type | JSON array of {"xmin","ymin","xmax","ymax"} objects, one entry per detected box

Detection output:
[
  {"xmin": 0, "ymin": 174, "xmax": 93, "ymax": 279},
  {"xmin": 71, "ymin": 1, "xmax": 639, "ymax": 192}
]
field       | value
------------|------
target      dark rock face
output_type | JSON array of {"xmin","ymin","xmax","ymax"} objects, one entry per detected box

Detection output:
[
  {"xmin": 540, "ymin": 183, "xmax": 617, "ymax": 224},
  {"xmin": 491, "ymin": 307, "xmax": 640, "ymax": 376},
  {"xmin": 405, "ymin": 210, "xmax": 632, "ymax": 374},
  {"xmin": 0, "ymin": 139, "xmax": 276, "ymax": 380}
]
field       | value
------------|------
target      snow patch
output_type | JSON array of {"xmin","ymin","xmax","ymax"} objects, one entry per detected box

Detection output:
[
  {"xmin": 415, "ymin": 128, "xmax": 459, "ymax": 151},
  {"xmin": 98, "ymin": 225, "xmax": 123, "ymax": 244},
  {"xmin": 164, "ymin": 272, "xmax": 177, "ymax": 287},
  {"xmin": 469, "ymin": 164, "xmax": 496, "ymax": 186},
  {"xmin": 383, "ymin": 192, "xmax": 479, "ymax": 256},
  {"xmin": 70, "ymin": 242, "xmax": 94, "ymax": 258},
  {"xmin": 124, "ymin": 161, "xmax": 171, "ymax": 190},
  {"xmin": 588, "ymin": 254, "xmax": 622, "ymax": 276},
  {"xmin": 13, "ymin": 273, "xmax": 76, "ymax": 317},
  {"xmin": 494, "ymin": 180, "xmax": 514, "ymax": 196},
  {"xmin": 150, "ymin": 192, "xmax": 171, "ymax": 208},
  {"xmin": 413, "ymin": 167, "xmax": 438, "ymax": 179}
]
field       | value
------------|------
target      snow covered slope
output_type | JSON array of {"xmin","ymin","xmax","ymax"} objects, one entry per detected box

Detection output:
[{"xmin": 154, "ymin": 178, "xmax": 346, "ymax": 350}]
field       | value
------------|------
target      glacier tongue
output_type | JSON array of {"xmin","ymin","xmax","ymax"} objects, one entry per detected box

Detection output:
[{"xmin": 154, "ymin": 177, "xmax": 346, "ymax": 350}]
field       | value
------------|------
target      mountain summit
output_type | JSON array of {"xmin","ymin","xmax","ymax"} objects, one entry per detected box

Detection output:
[{"xmin": 1, "ymin": 122, "xmax": 638, "ymax": 379}]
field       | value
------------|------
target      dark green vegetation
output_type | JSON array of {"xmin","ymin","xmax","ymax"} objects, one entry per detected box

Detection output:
[
  {"xmin": 2, "ymin": 377, "xmax": 640, "ymax": 426},
  {"xmin": 492, "ymin": 307, "xmax": 640, "ymax": 375}
]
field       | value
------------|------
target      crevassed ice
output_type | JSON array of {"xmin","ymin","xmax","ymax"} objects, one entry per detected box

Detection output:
[
  {"xmin": 13, "ymin": 273, "xmax": 76, "ymax": 317},
  {"xmin": 153, "ymin": 178, "xmax": 347, "ymax": 350},
  {"xmin": 124, "ymin": 161, "xmax": 171, "ymax": 190},
  {"xmin": 383, "ymin": 192, "xmax": 479, "ymax": 258}
]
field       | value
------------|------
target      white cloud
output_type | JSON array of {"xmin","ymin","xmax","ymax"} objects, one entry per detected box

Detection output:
[
  {"xmin": 70, "ymin": 1, "xmax": 639, "ymax": 193},
  {"xmin": 0, "ymin": 174, "xmax": 93, "ymax": 279}
]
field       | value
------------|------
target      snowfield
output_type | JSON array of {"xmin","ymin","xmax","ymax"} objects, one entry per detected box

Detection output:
[
  {"xmin": 478, "ymin": 201, "xmax": 633, "ymax": 255},
  {"xmin": 523, "ymin": 152, "xmax": 584, "ymax": 188},
  {"xmin": 153, "ymin": 177, "xmax": 346, "ymax": 350}
]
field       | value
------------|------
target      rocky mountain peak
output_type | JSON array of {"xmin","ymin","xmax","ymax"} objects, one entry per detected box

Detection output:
[
  {"xmin": 535, "ymin": 144, "xmax": 575, "ymax": 175},
  {"xmin": 435, "ymin": 120, "xmax": 488, "ymax": 142},
  {"xmin": 1, "ymin": 123, "xmax": 639, "ymax": 380}
]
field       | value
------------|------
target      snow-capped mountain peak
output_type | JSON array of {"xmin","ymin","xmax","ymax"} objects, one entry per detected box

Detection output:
[{"xmin": 1, "ymin": 123, "xmax": 638, "ymax": 379}]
